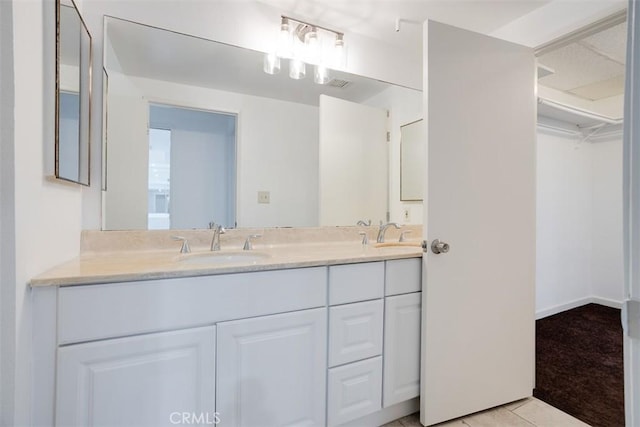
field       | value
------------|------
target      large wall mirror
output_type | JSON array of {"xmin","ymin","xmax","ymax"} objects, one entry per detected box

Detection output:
[
  {"xmin": 56, "ymin": 0, "xmax": 91, "ymax": 185},
  {"xmin": 102, "ymin": 17, "xmax": 422, "ymax": 230}
]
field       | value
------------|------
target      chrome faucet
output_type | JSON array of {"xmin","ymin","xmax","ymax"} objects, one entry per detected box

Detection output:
[
  {"xmin": 243, "ymin": 234, "xmax": 262, "ymax": 251},
  {"xmin": 377, "ymin": 222, "xmax": 401, "ymax": 243},
  {"xmin": 210, "ymin": 223, "xmax": 225, "ymax": 251}
]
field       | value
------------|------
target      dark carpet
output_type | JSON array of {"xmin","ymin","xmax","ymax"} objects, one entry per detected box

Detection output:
[{"xmin": 534, "ymin": 303, "xmax": 624, "ymax": 427}]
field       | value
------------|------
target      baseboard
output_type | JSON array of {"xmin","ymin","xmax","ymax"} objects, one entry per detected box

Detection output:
[
  {"xmin": 536, "ymin": 297, "xmax": 592, "ymax": 319},
  {"xmin": 341, "ymin": 397, "xmax": 419, "ymax": 427},
  {"xmin": 536, "ymin": 296, "xmax": 624, "ymax": 319},
  {"xmin": 590, "ymin": 296, "xmax": 623, "ymax": 309}
]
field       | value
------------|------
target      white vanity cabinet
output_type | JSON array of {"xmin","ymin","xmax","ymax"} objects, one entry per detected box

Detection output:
[
  {"xmin": 33, "ymin": 257, "xmax": 423, "ymax": 427},
  {"xmin": 56, "ymin": 326, "xmax": 216, "ymax": 427},
  {"xmin": 216, "ymin": 308, "xmax": 327, "ymax": 426}
]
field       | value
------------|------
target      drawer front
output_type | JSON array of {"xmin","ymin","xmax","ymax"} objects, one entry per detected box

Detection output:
[
  {"xmin": 385, "ymin": 258, "xmax": 421, "ymax": 296},
  {"xmin": 329, "ymin": 300, "xmax": 383, "ymax": 367},
  {"xmin": 58, "ymin": 267, "xmax": 327, "ymax": 345},
  {"xmin": 327, "ymin": 357, "xmax": 383, "ymax": 426},
  {"xmin": 329, "ymin": 262, "xmax": 384, "ymax": 305}
]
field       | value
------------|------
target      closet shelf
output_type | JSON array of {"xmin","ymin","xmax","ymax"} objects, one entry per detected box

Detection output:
[{"xmin": 537, "ymin": 97, "xmax": 623, "ymax": 128}]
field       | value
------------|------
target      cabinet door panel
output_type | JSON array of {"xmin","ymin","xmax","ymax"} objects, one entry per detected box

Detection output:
[
  {"xmin": 384, "ymin": 292, "xmax": 421, "ymax": 407},
  {"xmin": 327, "ymin": 356, "xmax": 383, "ymax": 426},
  {"xmin": 56, "ymin": 326, "xmax": 216, "ymax": 427},
  {"xmin": 329, "ymin": 300, "xmax": 383, "ymax": 367},
  {"xmin": 216, "ymin": 308, "xmax": 327, "ymax": 426}
]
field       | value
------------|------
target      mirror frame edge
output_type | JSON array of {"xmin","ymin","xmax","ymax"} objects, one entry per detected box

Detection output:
[{"xmin": 54, "ymin": 0, "xmax": 93, "ymax": 187}]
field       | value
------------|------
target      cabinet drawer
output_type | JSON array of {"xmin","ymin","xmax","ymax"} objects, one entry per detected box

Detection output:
[
  {"xmin": 327, "ymin": 357, "xmax": 382, "ymax": 426},
  {"xmin": 329, "ymin": 262, "xmax": 384, "ymax": 305},
  {"xmin": 329, "ymin": 300, "xmax": 383, "ymax": 367},
  {"xmin": 58, "ymin": 267, "xmax": 326, "ymax": 344},
  {"xmin": 385, "ymin": 258, "xmax": 421, "ymax": 296}
]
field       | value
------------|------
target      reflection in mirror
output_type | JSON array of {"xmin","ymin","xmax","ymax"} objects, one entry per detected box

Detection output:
[
  {"xmin": 400, "ymin": 119, "xmax": 424, "ymax": 201},
  {"xmin": 102, "ymin": 17, "xmax": 422, "ymax": 230},
  {"xmin": 56, "ymin": 0, "xmax": 91, "ymax": 185}
]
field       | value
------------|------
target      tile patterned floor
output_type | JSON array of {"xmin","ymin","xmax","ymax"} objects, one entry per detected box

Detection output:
[{"xmin": 383, "ymin": 397, "xmax": 590, "ymax": 427}]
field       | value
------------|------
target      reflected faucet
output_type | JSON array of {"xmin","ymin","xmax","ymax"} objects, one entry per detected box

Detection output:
[
  {"xmin": 210, "ymin": 223, "xmax": 225, "ymax": 251},
  {"xmin": 377, "ymin": 222, "xmax": 401, "ymax": 243},
  {"xmin": 357, "ymin": 219, "xmax": 372, "ymax": 227}
]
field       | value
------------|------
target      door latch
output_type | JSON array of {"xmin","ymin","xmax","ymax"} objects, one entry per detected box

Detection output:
[{"xmin": 623, "ymin": 299, "xmax": 640, "ymax": 340}]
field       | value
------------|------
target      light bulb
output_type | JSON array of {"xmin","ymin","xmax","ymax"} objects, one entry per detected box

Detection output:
[
  {"xmin": 289, "ymin": 58, "xmax": 306, "ymax": 79},
  {"xmin": 314, "ymin": 64, "xmax": 330, "ymax": 84},
  {"xmin": 333, "ymin": 33, "xmax": 345, "ymax": 68},
  {"xmin": 263, "ymin": 52, "xmax": 281, "ymax": 75},
  {"xmin": 277, "ymin": 17, "xmax": 292, "ymax": 57},
  {"xmin": 305, "ymin": 27, "xmax": 320, "ymax": 64}
]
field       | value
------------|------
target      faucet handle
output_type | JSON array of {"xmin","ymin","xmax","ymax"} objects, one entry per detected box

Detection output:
[
  {"xmin": 399, "ymin": 230, "xmax": 412, "ymax": 242},
  {"xmin": 358, "ymin": 231, "xmax": 369, "ymax": 245},
  {"xmin": 243, "ymin": 234, "xmax": 262, "ymax": 251},
  {"xmin": 171, "ymin": 236, "xmax": 191, "ymax": 254}
]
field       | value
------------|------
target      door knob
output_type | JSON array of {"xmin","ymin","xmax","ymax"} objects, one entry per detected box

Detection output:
[{"xmin": 431, "ymin": 239, "xmax": 450, "ymax": 254}]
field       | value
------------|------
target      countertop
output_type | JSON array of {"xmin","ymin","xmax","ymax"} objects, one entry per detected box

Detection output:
[{"xmin": 30, "ymin": 241, "xmax": 423, "ymax": 287}]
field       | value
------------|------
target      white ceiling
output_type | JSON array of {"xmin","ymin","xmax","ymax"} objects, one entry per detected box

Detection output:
[
  {"xmin": 538, "ymin": 20, "xmax": 626, "ymax": 101},
  {"xmin": 105, "ymin": 18, "xmax": 408, "ymax": 106},
  {"xmin": 253, "ymin": 0, "xmax": 552, "ymax": 54}
]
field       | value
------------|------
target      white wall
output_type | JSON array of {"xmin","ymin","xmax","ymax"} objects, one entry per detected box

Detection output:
[
  {"xmin": 536, "ymin": 128, "xmax": 624, "ymax": 318},
  {"xmin": 590, "ymin": 137, "xmax": 625, "ymax": 304},
  {"xmin": 1, "ymin": 1, "xmax": 84, "ymax": 425},
  {"xmin": 363, "ymin": 85, "xmax": 423, "ymax": 225},
  {"xmin": 104, "ymin": 73, "xmax": 319, "ymax": 228}
]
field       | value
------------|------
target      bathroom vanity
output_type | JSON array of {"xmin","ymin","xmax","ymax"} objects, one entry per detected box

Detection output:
[{"xmin": 30, "ymin": 228, "xmax": 423, "ymax": 426}]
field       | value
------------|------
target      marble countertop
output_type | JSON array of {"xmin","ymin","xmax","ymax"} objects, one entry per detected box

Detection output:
[{"xmin": 30, "ymin": 241, "xmax": 423, "ymax": 287}]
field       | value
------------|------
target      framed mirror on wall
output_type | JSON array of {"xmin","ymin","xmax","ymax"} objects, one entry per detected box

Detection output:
[
  {"xmin": 101, "ymin": 17, "xmax": 423, "ymax": 230},
  {"xmin": 55, "ymin": 0, "xmax": 91, "ymax": 185},
  {"xmin": 400, "ymin": 119, "xmax": 424, "ymax": 201}
]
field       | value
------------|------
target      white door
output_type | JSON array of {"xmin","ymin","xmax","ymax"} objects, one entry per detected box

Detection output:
[
  {"xmin": 622, "ymin": 1, "xmax": 640, "ymax": 424},
  {"xmin": 56, "ymin": 326, "xmax": 216, "ymax": 426},
  {"xmin": 319, "ymin": 95, "xmax": 388, "ymax": 226},
  {"xmin": 216, "ymin": 308, "xmax": 327, "ymax": 427},
  {"xmin": 421, "ymin": 21, "xmax": 536, "ymax": 426}
]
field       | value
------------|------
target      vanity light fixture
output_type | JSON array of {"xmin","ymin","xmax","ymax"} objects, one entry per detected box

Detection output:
[{"xmin": 264, "ymin": 15, "xmax": 345, "ymax": 84}]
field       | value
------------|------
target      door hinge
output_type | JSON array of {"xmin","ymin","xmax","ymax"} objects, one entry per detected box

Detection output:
[
  {"xmin": 623, "ymin": 299, "xmax": 640, "ymax": 339},
  {"xmin": 386, "ymin": 131, "xmax": 391, "ymax": 142}
]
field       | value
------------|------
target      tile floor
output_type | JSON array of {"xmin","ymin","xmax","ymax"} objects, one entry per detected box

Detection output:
[{"xmin": 383, "ymin": 397, "xmax": 590, "ymax": 427}]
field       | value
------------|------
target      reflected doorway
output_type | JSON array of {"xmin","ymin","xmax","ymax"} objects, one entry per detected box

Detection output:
[{"xmin": 148, "ymin": 104, "xmax": 237, "ymax": 229}]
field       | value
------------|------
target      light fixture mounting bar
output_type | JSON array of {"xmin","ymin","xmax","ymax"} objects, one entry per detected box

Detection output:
[{"xmin": 281, "ymin": 15, "xmax": 344, "ymax": 38}]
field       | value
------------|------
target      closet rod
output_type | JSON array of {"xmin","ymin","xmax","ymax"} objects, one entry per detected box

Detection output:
[{"xmin": 538, "ymin": 97, "xmax": 623, "ymax": 126}]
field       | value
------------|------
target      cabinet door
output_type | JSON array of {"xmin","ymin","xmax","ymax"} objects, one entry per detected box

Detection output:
[
  {"xmin": 56, "ymin": 326, "xmax": 216, "ymax": 427},
  {"xmin": 216, "ymin": 308, "xmax": 327, "ymax": 426},
  {"xmin": 383, "ymin": 292, "xmax": 421, "ymax": 407}
]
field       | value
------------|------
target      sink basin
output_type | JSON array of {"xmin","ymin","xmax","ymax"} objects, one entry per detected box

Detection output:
[{"xmin": 180, "ymin": 251, "xmax": 270, "ymax": 265}]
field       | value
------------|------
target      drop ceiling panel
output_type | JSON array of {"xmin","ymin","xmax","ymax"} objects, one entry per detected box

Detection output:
[
  {"xmin": 579, "ymin": 21, "xmax": 627, "ymax": 64},
  {"xmin": 568, "ymin": 74, "xmax": 625, "ymax": 100},
  {"xmin": 538, "ymin": 43, "xmax": 624, "ymax": 92}
]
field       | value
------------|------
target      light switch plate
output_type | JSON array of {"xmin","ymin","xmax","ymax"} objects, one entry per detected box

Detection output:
[{"xmin": 258, "ymin": 191, "xmax": 270, "ymax": 204}]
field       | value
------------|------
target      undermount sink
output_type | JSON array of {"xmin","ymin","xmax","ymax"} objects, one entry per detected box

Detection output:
[{"xmin": 180, "ymin": 251, "xmax": 270, "ymax": 265}]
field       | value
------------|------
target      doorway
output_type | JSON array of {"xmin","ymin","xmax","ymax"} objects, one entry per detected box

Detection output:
[{"xmin": 534, "ymin": 12, "xmax": 626, "ymax": 426}]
